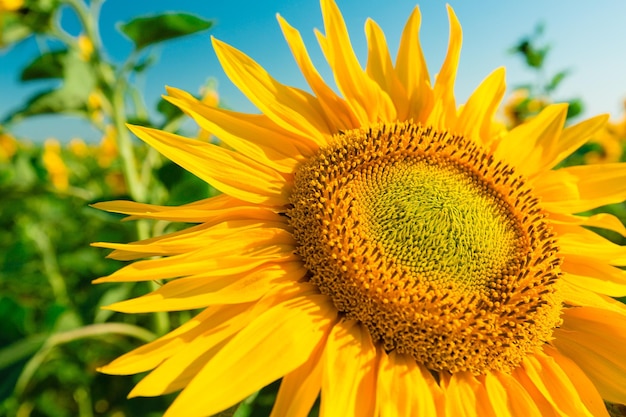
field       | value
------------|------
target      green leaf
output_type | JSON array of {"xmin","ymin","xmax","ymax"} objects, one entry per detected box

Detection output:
[
  {"xmin": 546, "ymin": 70, "xmax": 569, "ymax": 93},
  {"xmin": 118, "ymin": 12, "xmax": 213, "ymax": 51},
  {"xmin": 20, "ymin": 49, "xmax": 67, "ymax": 81},
  {"xmin": 565, "ymin": 98, "xmax": 584, "ymax": 120},
  {"xmin": 0, "ymin": 334, "xmax": 47, "ymax": 371},
  {"xmin": 3, "ymin": 51, "xmax": 96, "ymax": 123},
  {"xmin": 157, "ymin": 97, "xmax": 184, "ymax": 122}
]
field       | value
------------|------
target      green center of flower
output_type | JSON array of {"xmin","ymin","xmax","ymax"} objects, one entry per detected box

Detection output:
[
  {"xmin": 356, "ymin": 158, "xmax": 524, "ymax": 292},
  {"xmin": 289, "ymin": 122, "xmax": 562, "ymax": 374}
]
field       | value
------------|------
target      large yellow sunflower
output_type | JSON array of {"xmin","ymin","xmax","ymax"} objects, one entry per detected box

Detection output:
[{"xmin": 94, "ymin": 1, "xmax": 626, "ymax": 416}]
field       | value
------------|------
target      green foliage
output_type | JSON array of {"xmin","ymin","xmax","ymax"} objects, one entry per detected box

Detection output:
[
  {"xmin": 0, "ymin": 0, "xmax": 219, "ymax": 416},
  {"xmin": 508, "ymin": 22, "xmax": 584, "ymax": 124},
  {"xmin": 119, "ymin": 12, "xmax": 214, "ymax": 51}
]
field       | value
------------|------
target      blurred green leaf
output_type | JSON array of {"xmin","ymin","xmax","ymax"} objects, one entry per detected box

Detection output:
[
  {"xmin": 3, "ymin": 52, "xmax": 96, "ymax": 123},
  {"xmin": 20, "ymin": 49, "xmax": 67, "ymax": 81},
  {"xmin": 118, "ymin": 12, "xmax": 213, "ymax": 51},
  {"xmin": 546, "ymin": 70, "xmax": 569, "ymax": 93},
  {"xmin": 157, "ymin": 97, "xmax": 184, "ymax": 122},
  {"xmin": 0, "ymin": 334, "xmax": 47, "ymax": 371},
  {"xmin": 566, "ymin": 98, "xmax": 584, "ymax": 119},
  {"xmin": 0, "ymin": 13, "xmax": 32, "ymax": 47}
]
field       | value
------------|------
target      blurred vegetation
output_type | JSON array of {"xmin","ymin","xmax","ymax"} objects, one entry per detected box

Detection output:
[{"xmin": 0, "ymin": 1, "xmax": 625, "ymax": 417}]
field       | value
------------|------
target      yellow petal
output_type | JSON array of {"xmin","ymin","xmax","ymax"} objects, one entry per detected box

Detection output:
[
  {"xmin": 94, "ymin": 228, "xmax": 296, "ymax": 283},
  {"xmin": 540, "ymin": 163, "xmax": 626, "ymax": 213},
  {"xmin": 106, "ymin": 261, "xmax": 305, "ymax": 313},
  {"xmin": 377, "ymin": 351, "xmax": 440, "ymax": 417},
  {"xmin": 394, "ymin": 6, "xmax": 432, "ymax": 122},
  {"xmin": 428, "ymin": 5, "xmax": 462, "ymax": 130},
  {"xmin": 561, "ymin": 281, "xmax": 626, "ymax": 315},
  {"xmin": 365, "ymin": 18, "xmax": 408, "ymax": 120},
  {"xmin": 557, "ymin": 227, "xmax": 626, "ymax": 265},
  {"xmin": 548, "ymin": 211, "xmax": 626, "ymax": 237},
  {"xmin": 553, "ymin": 307, "xmax": 626, "ymax": 404},
  {"xmin": 96, "ymin": 219, "xmax": 288, "ymax": 261},
  {"xmin": 165, "ymin": 93, "xmax": 316, "ymax": 172},
  {"xmin": 270, "ymin": 334, "xmax": 325, "ymax": 417},
  {"xmin": 495, "ymin": 104, "xmax": 567, "ymax": 177},
  {"xmin": 320, "ymin": 319, "xmax": 377, "ymax": 417},
  {"xmin": 455, "ymin": 68, "xmax": 505, "ymax": 146},
  {"xmin": 91, "ymin": 194, "xmax": 263, "ymax": 223},
  {"xmin": 128, "ymin": 124, "xmax": 289, "ymax": 205},
  {"xmin": 129, "ymin": 283, "xmax": 316, "ymax": 396},
  {"xmin": 163, "ymin": 294, "xmax": 336, "ymax": 417},
  {"xmin": 538, "ymin": 114, "xmax": 609, "ymax": 171},
  {"xmin": 561, "ymin": 257, "xmax": 626, "ymax": 297},
  {"xmin": 515, "ymin": 352, "xmax": 595, "ymax": 417},
  {"xmin": 212, "ymin": 37, "xmax": 331, "ymax": 145},
  {"xmin": 441, "ymin": 372, "xmax": 496, "ymax": 417},
  {"xmin": 543, "ymin": 346, "xmax": 610, "ymax": 417},
  {"xmin": 317, "ymin": 0, "xmax": 395, "ymax": 124},
  {"xmin": 277, "ymin": 14, "xmax": 358, "ymax": 131},
  {"xmin": 484, "ymin": 371, "xmax": 543, "ymax": 417},
  {"xmin": 99, "ymin": 303, "xmax": 251, "ymax": 375}
]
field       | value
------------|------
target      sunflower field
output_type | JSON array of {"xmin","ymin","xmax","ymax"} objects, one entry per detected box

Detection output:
[{"xmin": 1, "ymin": 1, "xmax": 626, "ymax": 417}]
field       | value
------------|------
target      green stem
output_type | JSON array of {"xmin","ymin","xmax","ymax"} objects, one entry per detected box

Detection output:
[
  {"xmin": 14, "ymin": 323, "xmax": 156, "ymax": 397},
  {"xmin": 26, "ymin": 225, "xmax": 69, "ymax": 306}
]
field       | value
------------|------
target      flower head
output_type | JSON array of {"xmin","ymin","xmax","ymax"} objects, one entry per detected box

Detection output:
[{"xmin": 95, "ymin": 1, "xmax": 626, "ymax": 416}]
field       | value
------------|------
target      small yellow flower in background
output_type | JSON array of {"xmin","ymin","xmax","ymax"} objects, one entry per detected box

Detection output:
[
  {"xmin": 94, "ymin": 1, "xmax": 626, "ymax": 416},
  {"xmin": 42, "ymin": 139, "xmax": 69, "ymax": 192},
  {"xmin": 68, "ymin": 137, "xmax": 90, "ymax": 158},
  {"xmin": 104, "ymin": 172, "xmax": 127, "ymax": 196},
  {"xmin": 585, "ymin": 100, "xmax": 626, "ymax": 164},
  {"xmin": 97, "ymin": 125, "xmax": 118, "ymax": 168},
  {"xmin": 77, "ymin": 34, "xmax": 94, "ymax": 61},
  {"xmin": 0, "ymin": 132, "xmax": 18, "ymax": 161},
  {"xmin": 0, "ymin": 0, "xmax": 22, "ymax": 12}
]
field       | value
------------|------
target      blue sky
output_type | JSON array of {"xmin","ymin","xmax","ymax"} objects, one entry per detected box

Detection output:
[{"xmin": 1, "ymin": 0, "xmax": 626, "ymax": 142}]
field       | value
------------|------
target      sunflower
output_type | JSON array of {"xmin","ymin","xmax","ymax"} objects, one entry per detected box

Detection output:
[{"xmin": 94, "ymin": 1, "xmax": 626, "ymax": 416}]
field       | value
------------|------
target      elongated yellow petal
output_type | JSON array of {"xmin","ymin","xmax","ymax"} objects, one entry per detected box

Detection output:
[
  {"xmin": 321, "ymin": 319, "xmax": 377, "ymax": 417},
  {"xmin": 99, "ymin": 304, "xmax": 251, "ymax": 375},
  {"xmin": 441, "ymin": 372, "xmax": 496, "ymax": 417},
  {"xmin": 106, "ymin": 262, "xmax": 305, "ymax": 312},
  {"xmin": 562, "ymin": 257, "xmax": 626, "ymax": 297},
  {"xmin": 270, "ymin": 334, "xmax": 325, "ymax": 417},
  {"xmin": 394, "ymin": 6, "xmax": 432, "ymax": 122},
  {"xmin": 455, "ymin": 68, "xmax": 505, "ymax": 146},
  {"xmin": 557, "ymin": 227, "xmax": 626, "ymax": 265},
  {"xmin": 538, "ymin": 114, "xmax": 609, "ymax": 170},
  {"xmin": 428, "ymin": 5, "xmax": 461, "ymax": 129},
  {"xmin": 277, "ymin": 14, "xmax": 358, "ymax": 132},
  {"xmin": 495, "ymin": 104, "xmax": 567, "ymax": 177},
  {"xmin": 553, "ymin": 307, "xmax": 626, "ymax": 404},
  {"xmin": 163, "ymin": 294, "xmax": 336, "ymax": 417},
  {"xmin": 129, "ymin": 283, "xmax": 316, "ymax": 396},
  {"xmin": 128, "ymin": 124, "xmax": 289, "ymax": 205},
  {"xmin": 561, "ymin": 281, "xmax": 626, "ymax": 315},
  {"xmin": 365, "ymin": 18, "xmax": 408, "ymax": 120},
  {"xmin": 484, "ymin": 371, "xmax": 543, "ymax": 417},
  {"xmin": 515, "ymin": 352, "xmax": 595, "ymax": 417},
  {"xmin": 543, "ymin": 346, "xmax": 610, "ymax": 417},
  {"xmin": 94, "ymin": 228, "xmax": 296, "ymax": 283},
  {"xmin": 540, "ymin": 163, "xmax": 626, "ymax": 213},
  {"xmin": 377, "ymin": 351, "xmax": 440, "ymax": 417},
  {"xmin": 165, "ymin": 94, "xmax": 315, "ymax": 173},
  {"xmin": 95, "ymin": 219, "xmax": 288, "ymax": 261},
  {"xmin": 212, "ymin": 38, "xmax": 331, "ymax": 145},
  {"xmin": 317, "ymin": 0, "xmax": 395, "ymax": 124},
  {"xmin": 548, "ymin": 211, "xmax": 626, "ymax": 237}
]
